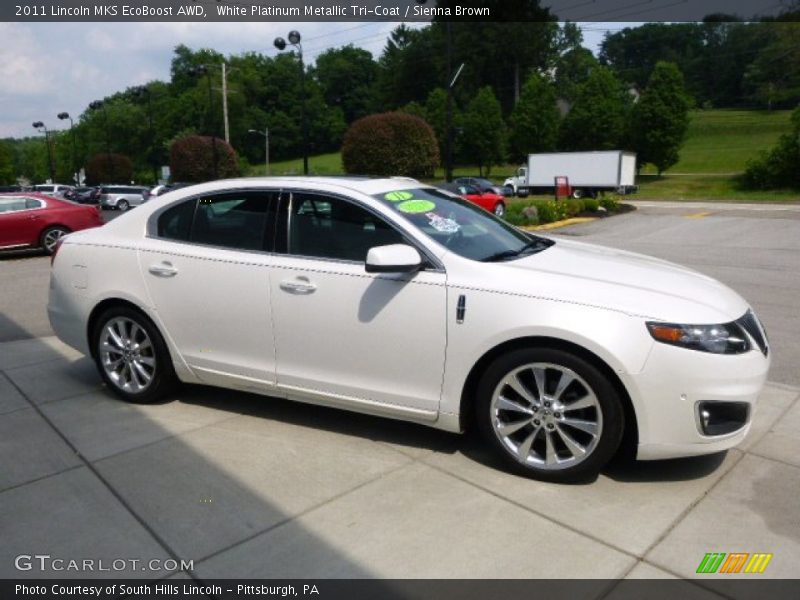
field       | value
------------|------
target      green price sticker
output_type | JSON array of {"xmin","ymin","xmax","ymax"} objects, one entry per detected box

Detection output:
[
  {"xmin": 384, "ymin": 191, "xmax": 414, "ymax": 202},
  {"xmin": 397, "ymin": 199, "xmax": 436, "ymax": 214}
]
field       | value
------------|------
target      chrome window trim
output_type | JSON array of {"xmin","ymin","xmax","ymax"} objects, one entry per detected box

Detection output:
[{"xmin": 146, "ymin": 186, "xmax": 445, "ymax": 273}]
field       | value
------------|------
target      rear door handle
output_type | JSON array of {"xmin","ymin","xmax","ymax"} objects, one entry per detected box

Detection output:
[
  {"xmin": 149, "ymin": 262, "xmax": 178, "ymax": 278},
  {"xmin": 280, "ymin": 278, "xmax": 316, "ymax": 294}
]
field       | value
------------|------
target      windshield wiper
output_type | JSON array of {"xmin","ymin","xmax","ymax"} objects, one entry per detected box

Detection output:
[{"xmin": 481, "ymin": 237, "xmax": 554, "ymax": 262}]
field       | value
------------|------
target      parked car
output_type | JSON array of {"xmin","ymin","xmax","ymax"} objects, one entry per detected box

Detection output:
[
  {"xmin": 0, "ymin": 192, "xmax": 103, "ymax": 254},
  {"xmin": 67, "ymin": 187, "xmax": 102, "ymax": 204},
  {"xmin": 33, "ymin": 184, "xmax": 75, "ymax": 199},
  {"xmin": 99, "ymin": 185, "xmax": 150, "ymax": 211},
  {"xmin": 0, "ymin": 185, "xmax": 22, "ymax": 193},
  {"xmin": 47, "ymin": 177, "xmax": 769, "ymax": 482},
  {"xmin": 453, "ymin": 176, "xmax": 510, "ymax": 197},
  {"xmin": 438, "ymin": 182, "xmax": 507, "ymax": 217}
]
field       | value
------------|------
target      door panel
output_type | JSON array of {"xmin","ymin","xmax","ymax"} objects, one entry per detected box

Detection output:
[{"xmin": 271, "ymin": 258, "xmax": 446, "ymax": 413}]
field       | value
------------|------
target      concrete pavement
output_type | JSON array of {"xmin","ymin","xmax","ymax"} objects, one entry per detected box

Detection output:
[{"xmin": 0, "ymin": 335, "xmax": 798, "ymax": 589}]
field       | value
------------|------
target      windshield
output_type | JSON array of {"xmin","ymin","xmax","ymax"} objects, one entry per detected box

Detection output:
[{"xmin": 372, "ymin": 187, "xmax": 553, "ymax": 262}]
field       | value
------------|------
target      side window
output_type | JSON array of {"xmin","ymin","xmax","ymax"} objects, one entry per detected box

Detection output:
[
  {"xmin": 288, "ymin": 193, "xmax": 403, "ymax": 262},
  {"xmin": 191, "ymin": 192, "xmax": 276, "ymax": 251},
  {"xmin": 158, "ymin": 199, "xmax": 196, "ymax": 241},
  {"xmin": 0, "ymin": 198, "xmax": 28, "ymax": 213},
  {"xmin": 25, "ymin": 198, "xmax": 43, "ymax": 209}
]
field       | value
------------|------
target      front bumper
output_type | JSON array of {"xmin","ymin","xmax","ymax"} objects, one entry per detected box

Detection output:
[{"xmin": 624, "ymin": 341, "xmax": 770, "ymax": 460}]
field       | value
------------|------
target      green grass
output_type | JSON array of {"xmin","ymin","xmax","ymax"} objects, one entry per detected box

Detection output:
[
  {"xmin": 640, "ymin": 109, "xmax": 792, "ymax": 175},
  {"xmin": 244, "ymin": 110, "xmax": 799, "ymax": 201}
]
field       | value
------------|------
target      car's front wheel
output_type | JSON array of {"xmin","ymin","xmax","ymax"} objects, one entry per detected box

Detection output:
[
  {"xmin": 476, "ymin": 347, "xmax": 624, "ymax": 482},
  {"xmin": 92, "ymin": 306, "xmax": 177, "ymax": 404},
  {"xmin": 493, "ymin": 202, "xmax": 506, "ymax": 218},
  {"xmin": 117, "ymin": 199, "xmax": 129, "ymax": 212}
]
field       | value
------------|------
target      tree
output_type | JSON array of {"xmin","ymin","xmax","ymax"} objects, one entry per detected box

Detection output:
[
  {"xmin": 559, "ymin": 67, "xmax": 629, "ymax": 151},
  {"xmin": 741, "ymin": 105, "xmax": 800, "ymax": 189},
  {"xmin": 313, "ymin": 46, "xmax": 379, "ymax": 124},
  {"xmin": 630, "ymin": 62, "xmax": 691, "ymax": 174},
  {"xmin": 85, "ymin": 153, "xmax": 134, "ymax": 185},
  {"xmin": 169, "ymin": 135, "xmax": 239, "ymax": 183},
  {"xmin": 342, "ymin": 112, "xmax": 439, "ymax": 178},
  {"xmin": 461, "ymin": 87, "xmax": 507, "ymax": 176},
  {"xmin": 508, "ymin": 72, "xmax": 560, "ymax": 161},
  {"xmin": 0, "ymin": 140, "xmax": 15, "ymax": 185}
]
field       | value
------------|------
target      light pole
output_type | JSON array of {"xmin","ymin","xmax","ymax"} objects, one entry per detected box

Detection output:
[
  {"xmin": 190, "ymin": 65, "xmax": 219, "ymax": 180},
  {"xmin": 274, "ymin": 30, "xmax": 308, "ymax": 175},
  {"xmin": 57, "ymin": 112, "xmax": 78, "ymax": 184},
  {"xmin": 132, "ymin": 86, "xmax": 160, "ymax": 184},
  {"xmin": 88, "ymin": 100, "xmax": 115, "ymax": 183},
  {"xmin": 32, "ymin": 121, "xmax": 55, "ymax": 183},
  {"xmin": 248, "ymin": 128, "xmax": 269, "ymax": 175}
]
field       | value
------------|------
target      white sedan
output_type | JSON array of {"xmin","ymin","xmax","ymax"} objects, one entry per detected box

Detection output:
[{"xmin": 47, "ymin": 177, "xmax": 770, "ymax": 481}]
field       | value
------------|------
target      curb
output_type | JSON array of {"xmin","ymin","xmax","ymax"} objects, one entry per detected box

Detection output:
[{"xmin": 523, "ymin": 217, "xmax": 597, "ymax": 231}]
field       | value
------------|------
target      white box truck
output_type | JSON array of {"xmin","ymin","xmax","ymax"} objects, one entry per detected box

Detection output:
[{"xmin": 503, "ymin": 151, "xmax": 638, "ymax": 198}]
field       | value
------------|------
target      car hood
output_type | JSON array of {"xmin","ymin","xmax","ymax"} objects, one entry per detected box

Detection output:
[{"xmin": 485, "ymin": 238, "xmax": 749, "ymax": 323}]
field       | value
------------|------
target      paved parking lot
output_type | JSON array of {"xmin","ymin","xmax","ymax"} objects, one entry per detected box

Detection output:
[{"xmin": 1, "ymin": 201, "xmax": 799, "ymax": 590}]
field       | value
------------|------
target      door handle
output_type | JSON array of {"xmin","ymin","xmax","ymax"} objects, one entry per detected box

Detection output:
[
  {"xmin": 149, "ymin": 262, "xmax": 178, "ymax": 278},
  {"xmin": 280, "ymin": 278, "xmax": 316, "ymax": 294}
]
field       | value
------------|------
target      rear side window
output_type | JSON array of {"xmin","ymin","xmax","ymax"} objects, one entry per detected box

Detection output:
[{"xmin": 156, "ymin": 191, "xmax": 278, "ymax": 251}]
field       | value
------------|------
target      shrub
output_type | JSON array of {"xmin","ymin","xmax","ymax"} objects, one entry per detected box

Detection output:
[
  {"xmin": 600, "ymin": 196, "xmax": 621, "ymax": 212},
  {"xmin": 170, "ymin": 135, "xmax": 240, "ymax": 183},
  {"xmin": 341, "ymin": 112, "xmax": 439, "ymax": 178},
  {"xmin": 583, "ymin": 198, "xmax": 600, "ymax": 212},
  {"xmin": 564, "ymin": 199, "xmax": 585, "ymax": 217},
  {"xmin": 85, "ymin": 153, "xmax": 134, "ymax": 185},
  {"xmin": 740, "ymin": 106, "xmax": 800, "ymax": 190}
]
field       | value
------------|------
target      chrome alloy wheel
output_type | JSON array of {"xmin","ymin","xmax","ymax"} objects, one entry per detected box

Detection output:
[
  {"xmin": 43, "ymin": 228, "xmax": 67, "ymax": 253},
  {"xmin": 98, "ymin": 317, "xmax": 156, "ymax": 393},
  {"xmin": 490, "ymin": 362, "xmax": 603, "ymax": 470}
]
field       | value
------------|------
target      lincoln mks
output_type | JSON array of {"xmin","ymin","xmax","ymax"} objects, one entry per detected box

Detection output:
[{"xmin": 47, "ymin": 177, "xmax": 770, "ymax": 481}]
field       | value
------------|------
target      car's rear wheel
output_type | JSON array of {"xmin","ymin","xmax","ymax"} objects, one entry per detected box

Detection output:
[
  {"xmin": 117, "ymin": 199, "xmax": 129, "ymax": 212},
  {"xmin": 92, "ymin": 306, "xmax": 177, "ymax": 404},
  {"xmin": 475, "ymin": 347, "xmax": 624, "ymax": 482},
  {"xmin": 40, "ymin": 226, "xmax": 70, "ymax": 255},
  {"xmin": 493, "ymin": 202, "xmax": 506, "ymax": 218}
]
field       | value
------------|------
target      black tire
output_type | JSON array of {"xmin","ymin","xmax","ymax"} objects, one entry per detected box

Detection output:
[
  {"xmin": 493, "ymin": 202, "xmax": 506, "ymax": 218},
  {"xmin": 40, "ymin": 226, "xmax": 70, "ymax": 255},
  {"xmin": 117, "ymin": 199, "xmax": 129, "ymax": 212},
  {"xmin": 91, "ymin": 306, "xmax": 178, "ymax": 404},
  {"xmin": 475, "ymin": 347, "xmax": 624, "ymax": 482}
]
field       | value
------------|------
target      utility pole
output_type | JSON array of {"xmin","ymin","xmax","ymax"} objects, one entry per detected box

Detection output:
[{"xmin": 222, "ymin": 62, "xmax": 231, "ymax": 144}]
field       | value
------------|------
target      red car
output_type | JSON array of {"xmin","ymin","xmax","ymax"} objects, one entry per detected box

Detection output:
[
  {"xmin": 0, "ymin": 192, "xmax": 104, "ymax": 255},
  {"xmin": 441, "ymin": 183, "xmax": 507, "ymax": 217}
]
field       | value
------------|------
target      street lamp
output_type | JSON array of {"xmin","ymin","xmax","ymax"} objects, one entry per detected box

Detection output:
[
  {"xmin": 88, "ymin": 100, "xmax": 115, "ymax": 183},
  {"xmin": 189, "ymin": 65, "xmax": 219, "ymax": 180},
  {"xmin": 274, "ymin": 30, "xmax": 309, "ymax": 175},
  {"xmin": 57, "ymin": 112, "xmax": 78, "ymax": 185},
  {"xmin": 32, "ymin": 121, "xmax": 55, "ymax": 183},
  {"xmin": 248, "ymin": 128, "xmax": 269, "ymax": 175},
  {"xmin": 132, "ymin": 86, "xmax": 160, "ymax": 184}
]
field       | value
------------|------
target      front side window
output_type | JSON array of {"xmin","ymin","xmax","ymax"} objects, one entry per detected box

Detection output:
[
  {"xmin": 156, "ymin": 191, "xmax": 278, "ymax": 251},
  {"xmin": 288, "ymin": 193, "xmax": 404, "ymax": 262},
  {"xmin": 0, "ymin": 198, "xmax": 28, "ymax": 213},
  {"xmin": 372, "ymin": 188, "xmax": 553, "ymax": 262}
]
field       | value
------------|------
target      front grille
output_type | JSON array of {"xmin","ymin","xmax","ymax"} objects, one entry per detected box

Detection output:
[{"xmin": 737, "ymin": 310, "xmax": 769, "ymax": 356}]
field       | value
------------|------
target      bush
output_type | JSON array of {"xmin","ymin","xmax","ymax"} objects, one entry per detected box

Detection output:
[
  {"xmin": 341, "ymin": 112, "xmax": 439, "ymax": 178},
  {"xmin": 564, "ymin": 199, "xmax": 585, "ymax": 217},
  {"xmin": 600, "ymin": 196, "xmax": 621, "ymax": 212},
  {"xmin": 741, "ymin": 106, "xmax": 800, "ymax": 190},
  {"xmin": 85, "ymin": 153, "xmax": 134, "ymax": 185},
  {"xmin": 583, "ymin": 198, "xmax": 600, "ymax": 212},
  {"xmin": 170, "ymin": 135, "xmax": 240, "ymax": 183}
]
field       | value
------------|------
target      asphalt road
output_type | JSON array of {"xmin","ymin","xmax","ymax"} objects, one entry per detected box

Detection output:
[{"xmin": 1, "ymin": 201, "xmax": 798, "ymax": 386}]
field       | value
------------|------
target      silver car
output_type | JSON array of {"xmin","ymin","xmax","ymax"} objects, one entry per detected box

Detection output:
[{"xmin": 99, "ymin": 186, "xmax": 150, "ymax": 211}]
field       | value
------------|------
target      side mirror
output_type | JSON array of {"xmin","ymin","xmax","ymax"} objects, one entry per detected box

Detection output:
[{"xmin": 365, "ymin": 244, "xmax": 422, "ymax": 274}]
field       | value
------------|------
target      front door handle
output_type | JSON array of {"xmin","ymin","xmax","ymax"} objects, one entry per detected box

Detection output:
[
  {"xmin": 149, "ymin": 262, "xmax": 178, "ymax": 278},
  {"xmin": 280, "ymin": 278, "xmax": 316, "ymax": 294}
]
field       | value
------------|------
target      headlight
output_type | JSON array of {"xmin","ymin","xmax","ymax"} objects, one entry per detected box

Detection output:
[{"xmin": 646, "ymin": 321, "xmax": 750, "ymax": 354}]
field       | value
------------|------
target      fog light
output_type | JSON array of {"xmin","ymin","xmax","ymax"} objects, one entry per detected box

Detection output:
[{"xmin": 696, "ymin": 401, "xmax": 749, "ymax": 436}]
